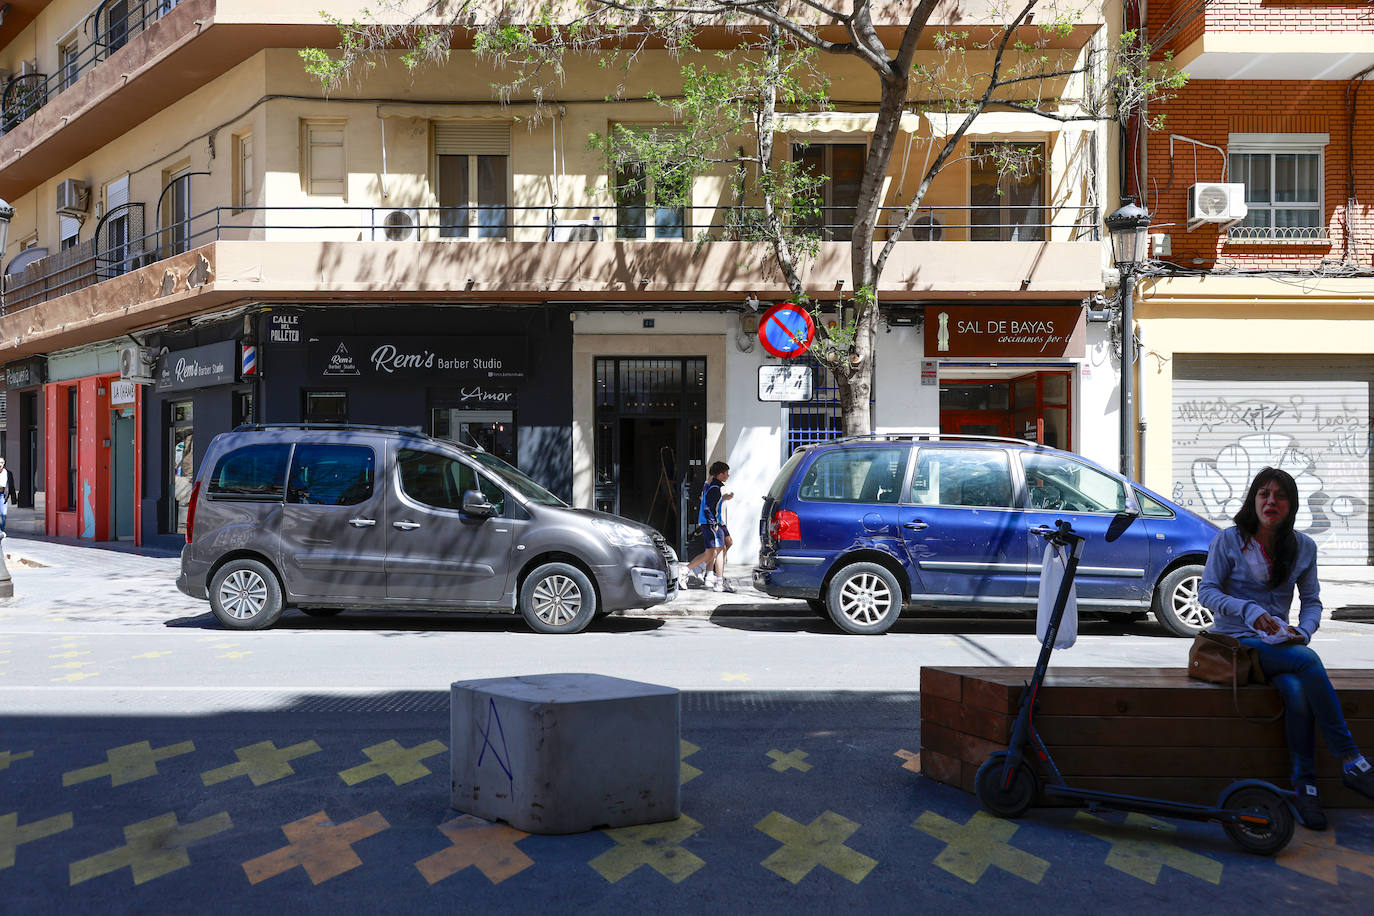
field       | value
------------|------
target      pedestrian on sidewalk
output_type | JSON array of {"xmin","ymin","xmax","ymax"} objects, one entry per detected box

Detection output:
[
  {"xmin": 0, "ymin": 456, "xmax": 14, "ymax": 534},
  {"xmin": 679, "ymin": 461, "xmax": 735, "ymax": 592},
  {"xmin": 1199, "ymin": 466, "xmax": 1374, "ymax": 831}
]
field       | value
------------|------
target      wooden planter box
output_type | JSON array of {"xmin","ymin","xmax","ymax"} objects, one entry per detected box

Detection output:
[{"xmin": 920, "ymin": 666, "xmax": 1374, "ymax": 808}]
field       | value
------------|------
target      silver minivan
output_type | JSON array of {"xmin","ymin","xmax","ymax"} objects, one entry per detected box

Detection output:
[{"xmin": 176, "ymin": 424, "xmax": 677, "ymax": 632}]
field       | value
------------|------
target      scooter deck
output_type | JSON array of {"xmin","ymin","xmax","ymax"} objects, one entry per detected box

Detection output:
[{"xmin": 1042, "ymin": 784, "xmax": 1267, "ymax": 826}]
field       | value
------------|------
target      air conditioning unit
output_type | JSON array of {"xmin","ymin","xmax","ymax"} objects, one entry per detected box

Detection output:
[
  {"xmin": 119, "ymin": 345, "xmax": 156, "ymax": 385},
  {"xmin": 56, "ymin": 178, "xmax": 90, "ymax": 217},
  {"xmin": 372, "ymin": 208, "xmax": 419, "ymax": 241},
  {"xmin": 1188, "ymin": 182, "xmax": 1247, "ymax": 229}
]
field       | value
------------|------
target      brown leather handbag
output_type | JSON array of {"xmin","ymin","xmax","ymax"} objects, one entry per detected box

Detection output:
[{"xmin": 1188, "ymin": 631, "xmax": 1282, "ymax": 720}]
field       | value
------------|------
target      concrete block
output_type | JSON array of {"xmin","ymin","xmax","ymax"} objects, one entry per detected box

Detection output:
[{"xmin": 450, "ymin": 672, "xmax": 681, "ymax": 834}]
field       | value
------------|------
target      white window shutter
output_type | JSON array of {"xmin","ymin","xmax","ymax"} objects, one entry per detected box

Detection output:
[{"xmin": 434, "ymin": 122, "xmax": 511, "ymax": 156}]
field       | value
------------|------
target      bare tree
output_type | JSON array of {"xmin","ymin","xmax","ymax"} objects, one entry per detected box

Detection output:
[{"xmin": 304, "ymin": 0, "xmax": 1184, "ymax": 434}]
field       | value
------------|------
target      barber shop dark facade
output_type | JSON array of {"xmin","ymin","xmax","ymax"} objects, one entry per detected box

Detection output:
[{"xmin": 137, "ymin": 304, "xmax": 574, "ymax": 548}]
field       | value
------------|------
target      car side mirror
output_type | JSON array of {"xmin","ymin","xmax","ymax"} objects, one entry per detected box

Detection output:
[
  {"xmin": 1122, "ymin": 493, "xmax": 1142, "ymax": 517},
  {"xmin": 462, "ymin": 490, "xmax": 498, "ymax": 519}
]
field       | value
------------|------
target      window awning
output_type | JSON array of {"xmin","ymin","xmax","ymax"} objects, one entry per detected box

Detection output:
[
  {"xmin": 773, "ymin": 112, "xmax": 923, "ymax": 134},
  {"xmin": 924, "ymin": 110, "xmax": 1097, "ymax": 139},
  {"xmin": 377, "ymin": 103, "xmax": 525, "ymax": 121}
]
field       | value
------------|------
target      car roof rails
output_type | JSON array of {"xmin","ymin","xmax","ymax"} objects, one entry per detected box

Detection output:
[
  {"xmin": 230, "ymin": 423, "xmax": 446, "ymax": 443},
  {"xmin": 825, "ymin": 432, "xmax": 1054, "ymax": 448}
]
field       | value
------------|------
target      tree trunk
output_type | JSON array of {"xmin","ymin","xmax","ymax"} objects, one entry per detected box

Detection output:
[{"xmin": 835, "ymin": 305, "xmax": 876, "ymax": 436}]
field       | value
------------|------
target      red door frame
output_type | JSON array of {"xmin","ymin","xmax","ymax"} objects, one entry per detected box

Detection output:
[{"xmin": 43, "ymin": 373, "xmax": 143, "ymax": 544}]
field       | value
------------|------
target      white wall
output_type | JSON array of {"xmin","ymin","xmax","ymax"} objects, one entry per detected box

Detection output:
[
  {"xmin": 1079, "ymin": 322, "xmax": 1121, "ymax": 471},
  {"xmin": 874, "ymin": 325, "xmax": 939, "ymax": 432}
]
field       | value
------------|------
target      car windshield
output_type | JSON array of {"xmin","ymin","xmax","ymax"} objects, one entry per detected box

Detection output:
[{"xmin": 468, "ymin": 451, "xmax": 567, "ymax": 507}]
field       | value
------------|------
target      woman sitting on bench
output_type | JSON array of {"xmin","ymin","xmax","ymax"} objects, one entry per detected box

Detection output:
[{"xmin": 1199, "ymin": 466, "xmax": 1374, "ymax": 830}]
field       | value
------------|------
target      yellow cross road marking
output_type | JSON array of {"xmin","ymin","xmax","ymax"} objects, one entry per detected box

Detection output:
[
  {"xmin": 766, "ymin": 749, "xmax": 813, "ymax": 773},
  {"xmin": 721, "ymin": 673, "xmax": 750, "ymax": 682},
  {"xmin": 0, "ymin": 750, "xmax": 34, "ymax": 771},
  {"xmin": 50, "ymin": 661, "xmax": 93, "ymax": 670},
  {"xmin": 680, "ymin": 740, "xmax": 702, "ymax": 785},
  {"xmin": 1072, "ymin": 812, "xmax": 1221, "ymax": 885},
  {"xmin": 48, "ymin": 651, "xmax": 90, "ymax": 659},
  {"xmin": 1277, "ymin": 828, "xmax": 1374, "ymax": 884},
  {"xmin": 210, "ymin": 643, "xmax": 238, "ymax": 649},
  {"xmin": 217, "ymin": 651, "xmax": 253, "ymax": 659},
  {"xmin": 1, "ymin": 811, "xmax": 73, "ymax": 869},
  {"xmin": 63, "ymin": 740, "xmax": 196, "ymax": 788},
  {"xmin": 757, "ymin": 810, "xmax": 876, "ymax": 884},
  {"xmin": 202, "ymin": 739, "xmax": 322, "ymax": 787},
  {"xmin": 70, "ymin": 812, "xmax": 231, "ymax": 886},
  {"xmin": 415, "ymin": 815, "xmax": 532, "ymax": 885},
  {"xmin": 242, "ymin": 811, "xmax": 388, "ymax": 885},
  {"xmin": 339, "ymin": 739, "xmax": 446, "ymax": 786},
  {"xmin": 590, "ymin": 815, "xmax": 705, "ymax": 883},
  {"xmin": 912, "ymin": 810, "xmax": 1048, "ymax": 885},
  {"xmin": 132, "ymin": 651, "xmax": 172, "ymax": 660},
  {"xmin": 895, "ymin": 749, "xmax": 921, "ymax": 773},
  {"xmin": 51, "ymin": 672, "xmax": 100, "ymax": 683}
]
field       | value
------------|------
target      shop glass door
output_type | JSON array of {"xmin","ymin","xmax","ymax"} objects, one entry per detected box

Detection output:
[
  {"xmin": 169, "ymin": 400, "xmax": 194, "ymax": 534},
  {"xmin": 431, "ymin": 408, "xmax": 517, "ymax": 465}
]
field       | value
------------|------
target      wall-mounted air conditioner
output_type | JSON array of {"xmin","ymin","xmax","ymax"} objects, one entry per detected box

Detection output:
[
  {"xmin": 1188, "ymin": 182, "xmax": 1247, "ymax": 230},
  {"xmin": 119, "ymin": 345, "xmax": 156, "ymax": 385},
  {"xmin": 56, "ymin": 178, "xmax": 90, "ymax": 217},
  {"xmin": 372, "ymin": 208, "xmax": 420, "ymax": 241}
]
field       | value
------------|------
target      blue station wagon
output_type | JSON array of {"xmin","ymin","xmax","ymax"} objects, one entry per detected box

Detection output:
[{"xmin": 753, "ymin": 435, "xmax": 1220, "ymax": 636}]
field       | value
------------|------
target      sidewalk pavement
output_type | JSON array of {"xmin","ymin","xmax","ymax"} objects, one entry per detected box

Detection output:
[{"xmin": 5, "ymin": 531, "xmax": 1374, "ymax": 621}]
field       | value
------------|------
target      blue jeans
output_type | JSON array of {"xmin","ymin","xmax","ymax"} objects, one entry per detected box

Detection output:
[{"xmin": 1238, "ymin": 637, "xmax": 1359, "ymax": 785}]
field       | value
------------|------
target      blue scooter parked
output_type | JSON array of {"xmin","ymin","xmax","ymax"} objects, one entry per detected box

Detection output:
[{"xmin": 975, "ymin": 520, "xmax": 1295, "ymax": 856}]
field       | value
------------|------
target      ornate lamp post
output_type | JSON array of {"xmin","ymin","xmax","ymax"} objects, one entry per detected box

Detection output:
[{"xmin": 1105, "ymin": 198, "xmax": 1151, "ymax": 479}]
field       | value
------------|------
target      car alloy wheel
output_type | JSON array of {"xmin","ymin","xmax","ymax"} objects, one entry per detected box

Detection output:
[
  {"xmin": 1153, "ymin": 563, "xmax": 1211, "ymax": 637},
  {"xmin": 826, "ymin": 562, "xmax": 903, "ymax": 635},
  {"xmin": 218, "ymin": 568, "xmax": 269, "ymax": 620},
  {"xmin": 838, "ymin": 573, "xmax": 893, "ymax": 625},
  {"xmin": 531, "ymin": 574, "xmax": 582, "ymax": 627}
]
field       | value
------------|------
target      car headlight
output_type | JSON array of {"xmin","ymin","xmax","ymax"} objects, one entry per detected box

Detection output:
[{"xmin": 591, "ymin": 519, "xmax": 655, "ymax": 548}]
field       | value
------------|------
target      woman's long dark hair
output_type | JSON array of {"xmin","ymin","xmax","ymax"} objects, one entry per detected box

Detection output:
[{"xmin": 1232, "ymin": 467, "xmax": 1300, "ymax": 586}]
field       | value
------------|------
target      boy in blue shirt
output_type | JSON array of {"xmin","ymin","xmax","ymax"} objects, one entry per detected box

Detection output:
[{"xmin": 679, "ymin": 461, "xmax": 735, "ymax": 591}]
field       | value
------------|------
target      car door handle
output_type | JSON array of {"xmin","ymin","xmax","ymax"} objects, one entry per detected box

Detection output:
[
  {"xmin": 1029, "ymin": 525, "xmax": 1056, "ymax": 536},
  {"xmin": 348, "ymin": 518, "xmax": 377, "ymax": 528},
  {"xmin": 904, "ymin": 520, "xmax": 929, "ymax": 530},
  {"xmin": 392, "ymin": 520, "xmax": 421, "ymax": 531}
]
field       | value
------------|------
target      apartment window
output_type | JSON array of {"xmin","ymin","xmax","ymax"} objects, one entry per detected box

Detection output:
[
  {"xmin": 60, "ymin": 216, "xmax": 80, "ymax": 251},
  {"xmin": 1228, "ymin": 133, "xmax": 1327, "ymax": 240},
  {"xmin": 303, "ymin": 120, "xmax": 346, "ymax": 197},
  {"xmin": 970, "ymin": 142, "xmax": 1045, "ymax": 241},
  {"xmin": 434, "ymin": 122, "xmax": 510, "ymax": 239},
  {"xmin": 614, "ymin": 161, "xmax": 687, "ymax": 240},
  {"xmin": 162, "ymin": 164, "xmax": 192, "ymax": 257},
  {"xmin": 58, "ymin": 37, "xmax": 81, "ymax": 91},
  {"xmin": 233, "ymin": 132, "xmax": 254, "ymax": 212},
  {"xmin": 102, "ymin": 0, "xmax": 131, "ymax": 54},
  {"xmin": 793, "ymin": 143, "xmax": 865, "ymax": 241}
]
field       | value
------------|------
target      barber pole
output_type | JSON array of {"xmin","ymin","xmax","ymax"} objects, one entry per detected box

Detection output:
[{"xmin": 241, "ymin": 344, "xmax": 257, "ymax": 377}]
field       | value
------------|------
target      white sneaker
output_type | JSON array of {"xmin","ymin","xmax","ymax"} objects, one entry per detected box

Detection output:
[{"xmin": 712, "ymin": 578, "xmax": 735, "ymax": 593}]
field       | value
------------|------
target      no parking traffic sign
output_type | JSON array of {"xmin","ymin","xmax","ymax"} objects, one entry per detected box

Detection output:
[{"xmin": 757, "ymin": 302, "xmax": 816, "ymax": 359}]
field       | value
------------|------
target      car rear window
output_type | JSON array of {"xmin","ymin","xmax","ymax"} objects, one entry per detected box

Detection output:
[
  {"xmin": 767, "ymin": 449, "xmax": 809, "ymax": 502},
  {"xmin": 207, "ymin": 444, "xmax": 291, "ymax": 501},
  {"xmin": 797, "ymin": 447, "xmax": 909, "ymax": 504},
  {"xmin": 287, "ymin": 444, "xmax": 375, "ymax": 506},
  {"xmin": 911, "ymin": 447, "xmax": 1013, "ymax": 508}
]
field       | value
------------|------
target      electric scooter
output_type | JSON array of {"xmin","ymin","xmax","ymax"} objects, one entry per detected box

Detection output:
[{"xmin": 974, "ymin": 520, "xmax": 1295, "ymax": 856}]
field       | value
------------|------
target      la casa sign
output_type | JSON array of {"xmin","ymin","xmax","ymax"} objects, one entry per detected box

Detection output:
[{"xmin": 925, "ymin": 305, "xmax": 1085, "ymax": 358}]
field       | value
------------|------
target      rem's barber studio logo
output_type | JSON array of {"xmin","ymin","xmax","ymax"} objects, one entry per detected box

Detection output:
[{"xmin": 323, "ymin": 342, "xmax": 360, "ymax": 376}]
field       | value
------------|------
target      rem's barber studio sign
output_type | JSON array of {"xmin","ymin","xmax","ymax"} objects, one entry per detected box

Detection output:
[
  {"xmin": 309, "ymin": 337, "xmax": 526, "ymax": 381},
  {"xmin": 156, "ymin": 341, "xmax": 238, "ymax": 392}
]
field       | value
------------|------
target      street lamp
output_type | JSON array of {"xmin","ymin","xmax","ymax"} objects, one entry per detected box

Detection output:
[{"xmin": 1105, "ymin": 198, "xmax": 1151, "ymax": 480}]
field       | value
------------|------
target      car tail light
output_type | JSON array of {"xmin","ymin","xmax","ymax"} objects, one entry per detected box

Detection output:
[
  {"xmin": 770, "ymin": 509, "xmax": 801, "ymax": 541},
  {"xmin": 185, "ymin": 480, "xmax": 202, "ymax": 544}
]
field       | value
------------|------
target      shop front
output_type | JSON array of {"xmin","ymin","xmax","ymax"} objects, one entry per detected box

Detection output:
[
  {"xmin": 260, "ymin": 306, "xmax": 573, "ymax": 500},
  {"xmin": 3, "ymin": 356, "xmax": 46, "ymax": 510},
  {"xmin": 43, "ymin": 345, "xmax": 143, "ymax": 542},
  {"xmin": 924, "ymin": 303, "xmax": 1086, "ymax": 449}
]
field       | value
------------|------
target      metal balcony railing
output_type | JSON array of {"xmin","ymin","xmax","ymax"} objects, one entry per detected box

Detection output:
[
  {"xmin": 0, "ymin": 0, "xmax": 182, "ymax": 134},
  {"xmin": 0, "ymin": 203, "xmax": 1100, "ymax": 315}
]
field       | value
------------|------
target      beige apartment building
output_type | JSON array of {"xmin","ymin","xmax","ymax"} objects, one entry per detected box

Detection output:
[{"xmin": 0, "ymin": 1, "xmax": 1116, "ymax": 555}]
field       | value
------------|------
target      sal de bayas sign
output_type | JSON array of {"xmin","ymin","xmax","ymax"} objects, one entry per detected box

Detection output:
[
  {"xmin": 156, "ymin": 341, "xmax": 239, "ymax": 393},
  {"xmin": 925, "ymin": 305, "xmax": 1085, "ymax": 359},
  {"xmin": 309, "ymin": 337, "xmax": 526, "ymax": 381}
]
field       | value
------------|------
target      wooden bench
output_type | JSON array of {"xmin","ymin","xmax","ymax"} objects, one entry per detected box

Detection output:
[{"xmin": 920, "ymin": 667, "xmax": 1374, "ymax": 808}]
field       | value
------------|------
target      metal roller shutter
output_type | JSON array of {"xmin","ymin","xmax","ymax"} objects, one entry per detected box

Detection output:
[
  {"xmin": 1171, "ymin": 356, "xmax": 1373, "ymax": 565},
  {"xmin": 433, "ymin": 122, "xmax": 510, "ymax": 156}
]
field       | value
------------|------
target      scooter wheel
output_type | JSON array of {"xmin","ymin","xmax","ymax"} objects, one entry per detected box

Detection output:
[
  {"xmin": 975, "ymin": 752, "xmax": 1038, "ymax": 819},
  {"xmin": 1220, "ymin": 784, "xmax": 1295, "ymax": 856}
]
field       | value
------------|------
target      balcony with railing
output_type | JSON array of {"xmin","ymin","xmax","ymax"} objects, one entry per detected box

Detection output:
[{"xmin": 1147, "ymin": 0, "xmax": 1374, "ymax": 80}]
